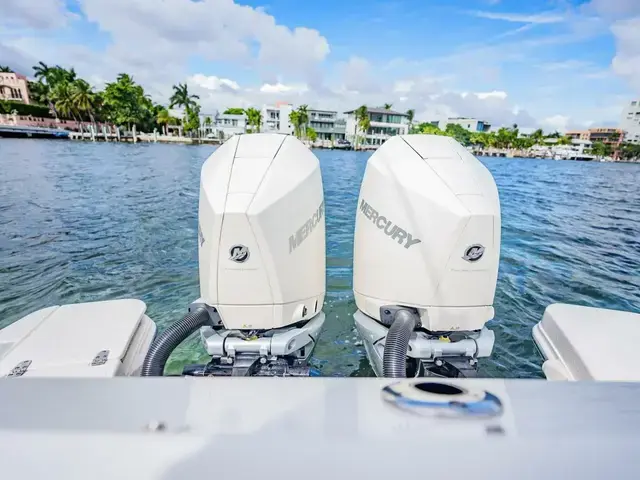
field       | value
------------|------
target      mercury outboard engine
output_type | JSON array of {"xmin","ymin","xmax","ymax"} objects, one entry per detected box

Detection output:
[
  {"xmin": 352, "ymin": 135, "xmax": 500, "ymax": 378},
  {"xmin": 142, "ymin": 133, "xmax": 326, "ymax": 376}
]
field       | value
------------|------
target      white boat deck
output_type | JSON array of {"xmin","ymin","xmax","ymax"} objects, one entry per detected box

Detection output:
[{"xmin": 0, "ymin": 378, "xmax": 639, "ymax": 478}]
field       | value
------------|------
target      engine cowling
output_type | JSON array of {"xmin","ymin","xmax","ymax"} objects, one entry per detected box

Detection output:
[
  {"xmin": 198, "ymin": 134, "xmax": 326, "ymax": 330},
  {"xmin": 353, "ymin": 135, "xmax": 501, "ymax": 332}
]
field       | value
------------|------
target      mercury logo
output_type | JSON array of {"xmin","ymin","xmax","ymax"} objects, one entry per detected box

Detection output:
[
  {"xmin": 358, "ymin": 198, "xmax": 421, "ymax": 249},
  {"xmin": 289, "ymin": 201, "xmax": 325, "ymax": 253},
  {"xmin": 229, "ymin": 244, "xmax": 249, "ymax": 263},
  {"xmin": 462, "ymin": 244, "xmax": 485, "ymax": 262}
]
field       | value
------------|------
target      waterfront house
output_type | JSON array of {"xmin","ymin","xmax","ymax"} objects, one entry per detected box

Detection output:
[
  {"xmin": 344, "ymin": 107, "xmax": 410, "ymax": 147},
  {"xmin": 0, "ymin": 72, "xmax": 31, "ymax": 104},
  {"xmin": 438, "ymin": 117, "xmax": 492, "ymax": 132},
  {"xmin": 261, "ymin": 103, "xmax": 294, "ymax": 134},
  {"xmin": 214, "ymin": 112, "xmax": 247, "ymax": 139},
  {"xmin": 308, "ymin": 109, "xmax": 346, "ymax": 143}
]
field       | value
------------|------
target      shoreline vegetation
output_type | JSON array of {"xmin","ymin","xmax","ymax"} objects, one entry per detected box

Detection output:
[{"xmin": 1, "ymin": 63, "xmax": 640, "ymax": 163}]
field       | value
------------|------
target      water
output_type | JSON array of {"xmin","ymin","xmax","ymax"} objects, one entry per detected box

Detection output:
[{"xmin": 1, "ymin": 139, "xmax": 639, "ymax": 377}]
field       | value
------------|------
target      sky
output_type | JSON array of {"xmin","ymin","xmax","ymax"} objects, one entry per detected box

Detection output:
[{"xmin": 1, "ymin": 0, "xmax": 640, "ymax": 132}]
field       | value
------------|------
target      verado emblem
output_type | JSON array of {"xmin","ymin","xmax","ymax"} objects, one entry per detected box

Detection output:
[
  {"xmin": 229, "ymin": 245, "xmax": 249, "ymax": 263},
  {"xmin": 463, "ymin": 244, "xmax": 485, "ymax": 262}
]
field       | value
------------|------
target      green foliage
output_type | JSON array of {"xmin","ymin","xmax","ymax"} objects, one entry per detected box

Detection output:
[
  {"xmin": 289, "ymin": 105, "xmax": 309, "ymax": 138},
  {"xmin": 531, "ymin": 128, "xmax": 545, "ymax": 144},
  {"xmin": 204, "ymin": 116, "xmax": 212, "ymax": 126},
  {"xmin": 245, "ymin": 107, "xmax": 262, "ymax": 132},
  {"xmin": 383, "ymin": 103, "xmax": 393, "ymax": 110},
  {"xmin": 183, "ymin": 104, "xmax": 201, "ymax": 135},
  {"xmin": 28, "ymin": 80, "xmax": 49, "ymax": 106},
  {"xmin": 0, "ymin": 100, "xmax": 52, "ymax": 117},
  {"xmin": 102, "ymin": 74, "xmax": 153, "ymax": 128},
  {"xmin": 445, "ymin": 123, "xmax": 472, "ymax": 145},
  {"xmin": 412, "ymin": 123, "xmax": 532, "ymax": 149},
  {"xmin": 223, "ymin": 108, "xmax": 245, "ymax": 115},
  {"xmin": 619, "ymin": 142, "xmax": 640, "ymax": 160},
  {"xmin": 406, "ymin": 109, "xmax": 415, "ymax": 124},
  {"xmin": 590, "ymin": 142, "xmax": 612, "ymax": 157},
  {"xmin": 306, "ymin": 126, "xmax": 318, "ymax": 142},
  {"xmin": 169, "ymin": 82, "xmax": 199, "ymax": 110},
  {"xmin": 0, "ymin": 65, "xmax": 13, "ymax": 72},
  {"xmin": 557, "ymin": 135, "xmax": 572, "ymax": 146},
  {"xmin": 414, "ymin": 123, "xmax": 446, "ymax": 135},
  {"xmin": 354, "ymin": 105, "xmax": 370, "ymax": 150}
]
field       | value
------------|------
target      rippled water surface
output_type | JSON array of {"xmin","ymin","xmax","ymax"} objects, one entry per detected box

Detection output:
[{"xmin": 1, "ymin": 139, "xmax": 639, "ymax": 377}]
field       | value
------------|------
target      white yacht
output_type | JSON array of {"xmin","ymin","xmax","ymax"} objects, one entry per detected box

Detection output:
[{"xmin": 1, "ymin": 134, "xmax": 639, "ymax": 477}]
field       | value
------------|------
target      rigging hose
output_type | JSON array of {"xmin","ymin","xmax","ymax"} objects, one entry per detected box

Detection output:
[
  {"xmin": 141, "ymin": 308, "xmax": 212, "ymax": 377},
  {"xmin": 382, "ymin": 309, "xmax": 420, "ymax": 378}
]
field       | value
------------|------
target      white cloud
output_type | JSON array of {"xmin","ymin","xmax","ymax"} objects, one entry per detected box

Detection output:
[
  {"xmin": 79, "ymin": 0, "xmax": 330, "ymax": 80},
  {"xmin": 0, "ymin": 0, "xmax": 69, "ymax": 29},
  {"xmin": 189, "ymin": 74, "xmax": 240, "ymax": 92},
  {"xmin": 584, "ymin": 0, "xmax": 640, "ymax": 17},
  {"xmin": 475, "ymin": 91, "xmax": 508, "ymax": 100},
  {"xmin": 259, "ymin": 82, "xmax": 309, "ymax": 94},
  {"xmin": 470, "ymin": 10, "xmax": 565, "ymax": 24},
  {"xmin": 393, "ymin": 80, "xmax": 415, "ymax": 94},
  {"xmin": 537, "ymin": 60, "xmax": 592, "ymax": 71},
  {"xmin": 541, "ymin": 115, "xmax": 571, "ymax": 132},
  {"xmin": 610, "ymin": 17, "xmax": 640, "ymax": 92}
]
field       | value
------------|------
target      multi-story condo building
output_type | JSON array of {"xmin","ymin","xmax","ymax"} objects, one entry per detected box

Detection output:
[
  {"xmin": 566, "ymin": 128, "xmax": 625, "ymax": 146},
  {"xmin": 619, "ymin": 99, "xmax": 640, "ymax": 143},
  {"xmin": 307, "ymin": 109, "xmax": 346, "ymax": 141},
  {"xmin": 344, "ymin": 107, "xmax": 410, "ymax": 146}
]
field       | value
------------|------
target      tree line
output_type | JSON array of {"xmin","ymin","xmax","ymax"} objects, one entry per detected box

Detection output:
[
  {"xmin": 1, "ymin": 63, "xmax": 206, "ymax": 135},
  {"xmin": 411, "ymin": 122, "xmax": 631, "ymax": 158}
]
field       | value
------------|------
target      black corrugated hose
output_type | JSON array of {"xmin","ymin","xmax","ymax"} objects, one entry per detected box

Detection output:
[
  {"xmin": 141, "ymin": 308, "xmax": 212, "ymax": 377},
  {"xmin": 382, "ymin": 309, "xmax": 419, "ymax": 378}
]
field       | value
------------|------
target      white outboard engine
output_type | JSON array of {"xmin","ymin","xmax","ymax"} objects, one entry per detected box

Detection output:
[
  {"xmin": 186, "ymin": 133, "xmax": 327, "ymax": 376},
  {"xmin": 352, "ymin": 135, "xmax": 500, "ymax": 378}
]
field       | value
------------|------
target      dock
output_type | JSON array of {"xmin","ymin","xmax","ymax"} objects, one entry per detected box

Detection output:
[{"xmin": 0, "ymin": 125, "xmax": 70, "ymax": 139}]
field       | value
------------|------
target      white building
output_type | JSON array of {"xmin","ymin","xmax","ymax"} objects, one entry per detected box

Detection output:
[
  {"xmin": 261, "ymin": 103, "xmax": 294, "ymax": 134},
  {"xmin": 344, "ymin": 107, "xmax": 410, "ymax": 147},
  {"xmin": 438, "ymin": 117, "xmax": 491, "ymax": 133},
  {"xmin": 308, "ymin": 109, "xmax": 346, "ymax": 142},
  {"xmin": 619, "ymin": 99, "xmax": 640, "ymax": 143},
  {"xmin": 199, "ymin": 112, "xmax": 217, "ymax": 137},
  {"xmin": 213, "ymin": 112, "xmax": 247, "ymax": 139}
]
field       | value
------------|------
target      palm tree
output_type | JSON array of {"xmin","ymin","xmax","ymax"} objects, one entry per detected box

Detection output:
[
  {"xmin": 0, "ymin": 66, "xmax": 13, "ymax": 72},
  {"xmin": 33, "ymin": 62, "xmax": 51, "ymax": 82},
  {"xmin": 406, "ymin": 109, "xmax": 415, "ymax": 132},
  {"xmin": 383, "ymin": 103, "xmax": 393, "ymax": 110},
  {"xmin": 289, "ymin": 110, "xmax": 301, "ymax": 137},
  {"xmin": 71, "ymin": 79, "xmax": 96, "ymax": 123},
  {"xmin": 354, "ymin": 105, "xmax": 369, "ymax": 150},
  {"xmin": 557, "ymin": 135, "xmax": 572, "ymax": 146},
  {"xmin": 169, "ymin": 83, "xmax": 199, "ymax": 110},
  {"xmin": 245, "ymin": 107, "xmax": 262, "ymax": 132},
  {"xmin": 157, "ymin": 108, "xmax": 170, "ymax": 135},
  {"xmin": 51, "ymin": 81, "xmax": 78, "ymax": 124},
  {"xmin": 531, "ymin": 128, "xmax": 545, "ymax": 145},
  {"xmin": 297, "ymin": 105, "xmax": 309, "ymax": 138}
]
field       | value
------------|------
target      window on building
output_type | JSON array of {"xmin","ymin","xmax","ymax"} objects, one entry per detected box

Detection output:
[{"xmin": 232, "ymin": 120, "xmax": 238, "ymax": 126}]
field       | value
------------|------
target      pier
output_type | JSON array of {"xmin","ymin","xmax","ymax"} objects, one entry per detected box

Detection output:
[{"xmin": 0, "ymin": 125, "xmax": 70, "ymax": 139}]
